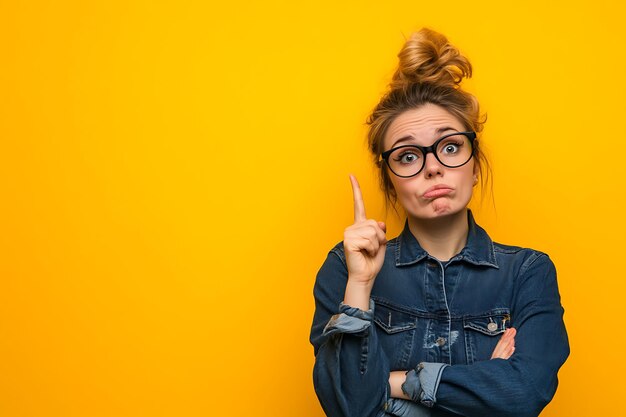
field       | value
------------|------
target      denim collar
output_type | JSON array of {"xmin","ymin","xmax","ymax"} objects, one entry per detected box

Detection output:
[{"xmin": 394, "ymin": 210, "xmax": 499, "ymax": 268}]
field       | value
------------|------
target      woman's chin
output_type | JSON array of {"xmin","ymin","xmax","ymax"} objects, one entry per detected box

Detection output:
[
  {"xmin": 408, "ymin": 202, "xmax": 466, "ymax": 220},
  {"xmin": 431, "ymin": 199, "xmax": 453, "ymax": 214}
]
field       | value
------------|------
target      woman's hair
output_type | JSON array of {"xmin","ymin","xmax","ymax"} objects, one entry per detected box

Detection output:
[{"xmin": 366, "ymin": 28, "xmax": 491, "ymax": 208}]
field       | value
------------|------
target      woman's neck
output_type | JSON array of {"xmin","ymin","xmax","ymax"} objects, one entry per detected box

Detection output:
[{"xmin": 407, "ymin": 209, "xmax": 469, "ymax": 262}]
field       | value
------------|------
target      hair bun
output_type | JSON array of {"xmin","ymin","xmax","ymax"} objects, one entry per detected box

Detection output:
[{"xmin": 391, "ymin": 28, "xmax": 472, "ymax": 90}]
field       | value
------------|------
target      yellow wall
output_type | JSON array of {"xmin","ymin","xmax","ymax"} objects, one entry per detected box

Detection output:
[{"xmin": 1, "ymin": 1, "xmax": 625, "ymax": 416}]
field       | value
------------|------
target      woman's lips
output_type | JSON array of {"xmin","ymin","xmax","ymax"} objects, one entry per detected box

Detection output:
[{"xmin": 422, "ymin": 185, "xmax": 453, "ymax": 199}]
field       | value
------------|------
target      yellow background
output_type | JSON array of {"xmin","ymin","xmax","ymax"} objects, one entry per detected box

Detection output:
[{"xmin": 1, "ymin": 1, "xmax": 625, "ymax": 416}]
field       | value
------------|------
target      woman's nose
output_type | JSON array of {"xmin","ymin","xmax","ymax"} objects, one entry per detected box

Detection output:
[{"xmin": 423, "ymin": 152, "xmax": 444, "ymax": 178}]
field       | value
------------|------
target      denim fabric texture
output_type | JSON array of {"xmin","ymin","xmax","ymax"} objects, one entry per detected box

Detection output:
[{"xmin": 310, "ymin": 211, "xmax": 569, "ymax": 417}]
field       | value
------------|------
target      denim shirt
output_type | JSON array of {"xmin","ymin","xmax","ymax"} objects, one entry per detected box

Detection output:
[{"xmin": 310, "ymin": 211, "xmax": 569, "ymax": 417}]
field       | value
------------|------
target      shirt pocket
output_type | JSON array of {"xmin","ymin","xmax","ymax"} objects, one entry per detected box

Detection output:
[
  {"xmin": 372, "ymin": 299, "xmax": 418, "ymax": 370},
  {"xmin": 463, "ymin": 309, "xmax": 511, "ymax": 365}
]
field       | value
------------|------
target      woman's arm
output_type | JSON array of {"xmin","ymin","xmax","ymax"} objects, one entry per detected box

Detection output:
[
  {"xmin": 311, "ymin": 247, "xmax": 391, "ymax": 417},
  {"xmin": 310, "ymin": 176, "xmax": 390, "ymax": 417},
  {"xmin": 388, "ymin": 328, "xmax": 517, "ymax": 400}
]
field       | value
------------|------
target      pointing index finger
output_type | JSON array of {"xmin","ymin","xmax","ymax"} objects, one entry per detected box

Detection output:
[{"xmin": 349, "ymin": 174, "xmax": 366, "ymax": 222}]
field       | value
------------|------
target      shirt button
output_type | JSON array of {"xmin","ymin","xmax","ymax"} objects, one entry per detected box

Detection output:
[
  {"xmin": 436, "ymin": 337, "xmax": 446, "ymax": 346},
  {"xmin": 487, "ymin": 322, "xmax": 498, "ymax": 332}
]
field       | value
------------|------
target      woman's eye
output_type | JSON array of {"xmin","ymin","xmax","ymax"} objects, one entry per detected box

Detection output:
[
  {"xmin": 395, "ymin": 152, "xmax": 420, "ymax": 164},
  {"xmin": 441, "ymin": 142, "xmax": 462, "ymax": 154}
]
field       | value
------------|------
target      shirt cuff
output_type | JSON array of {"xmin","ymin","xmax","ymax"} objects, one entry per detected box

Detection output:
[
  {"xmin": 401, "ymin": 362, "xmax": 449, "ymax": 408},
  {"xmin": 322, "ymin": 300, "xmax": 374, "ymax": 337},
  {"xmin": 383, "ymin": 398, "xmax": 433, "ymax": 416}
]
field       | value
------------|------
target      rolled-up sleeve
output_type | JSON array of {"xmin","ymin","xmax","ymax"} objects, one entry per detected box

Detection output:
[
  {"xmin": 401, "ymin": 362, "xmax": 449, "ymax": 408},
  {"xmin": 384, "ymin": 398, "xmax": 433, "ymax": 417},
  {"xmin": 323, "ymin": 301, "xmax": 375, "ymax": 337}
]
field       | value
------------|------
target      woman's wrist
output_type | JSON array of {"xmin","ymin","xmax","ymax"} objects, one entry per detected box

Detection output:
[
  {"xmin": 389, "ymin": 371, "xmax": 410, "ymax": 400},
  {"xmin": 343, "ymin": 278, "xmax": 373, "ymax": 311}
]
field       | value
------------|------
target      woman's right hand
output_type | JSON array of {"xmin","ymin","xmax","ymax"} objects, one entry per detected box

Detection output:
[
  {"xmin": 491, "ymin": 328, "xmax": 516, "ymax": 360},
  {"xmin": 343, "ymin": 176, "xmax": 387, "ymax": 309}
]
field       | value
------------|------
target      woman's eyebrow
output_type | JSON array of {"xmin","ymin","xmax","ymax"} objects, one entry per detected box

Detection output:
[
  {"xmin": 436, "ymin": 126, "xmax": 458, "ymax": 134},
  {"xmin": 390, "ymin": 135, "xmax": 415, "ymax": 148},
  {"xmin": 390, "ymin": 127, "xmax": 460, "ymax": 148}
]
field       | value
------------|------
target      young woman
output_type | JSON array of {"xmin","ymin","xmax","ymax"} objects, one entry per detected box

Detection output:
[{"xmin": 310, "ymin": 29, "xmax": 569, "ymax": 417}]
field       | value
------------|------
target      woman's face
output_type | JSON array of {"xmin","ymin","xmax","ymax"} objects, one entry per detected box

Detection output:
[{"xmin": 383, "ymin": 103, "xmax": 477, "ymax": 220}]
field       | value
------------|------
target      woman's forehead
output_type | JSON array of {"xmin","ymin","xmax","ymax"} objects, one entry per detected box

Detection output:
[{"xmin": 385, "ymin": 105, "xmax": 464, "ymax": 147}]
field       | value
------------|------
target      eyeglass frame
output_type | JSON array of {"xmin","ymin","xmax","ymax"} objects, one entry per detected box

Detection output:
[{"xmin": 379, "ymin": 131, "xmax": 477, "ymax": 178}]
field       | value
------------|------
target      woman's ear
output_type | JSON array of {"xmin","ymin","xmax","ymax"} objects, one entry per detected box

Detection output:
[{"xmin": 473, "ymin": 162, "xmax": 479, "ymax": 185}]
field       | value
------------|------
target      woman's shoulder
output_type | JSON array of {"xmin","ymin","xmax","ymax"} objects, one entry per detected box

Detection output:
[
  {"xmin": 492, "ymin": 241, "xmax": 546, "ymax": 256},
  {"xmin": 491, "ymin": 240, "xmax": 555, "ymax": 275},
  {"xmin": 492, "ymin": 240, "xmax": 549, "ymax": 257},
  {"xmin": 327, "ymin": 241, "xmax": 346, "ymax": 264}
]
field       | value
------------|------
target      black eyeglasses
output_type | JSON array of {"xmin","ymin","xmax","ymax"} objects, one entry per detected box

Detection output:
[{"xmin": 380, "ymin": 131, "xmax": 477, "ymax": 178}]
